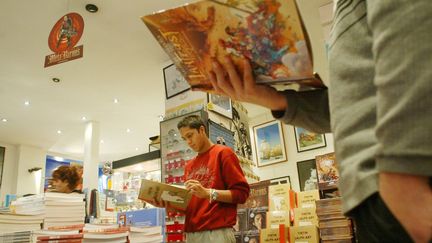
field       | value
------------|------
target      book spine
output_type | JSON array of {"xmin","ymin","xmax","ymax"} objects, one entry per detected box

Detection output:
[{"xmin": 37, "ymin": 234, "xmax": 83, "ymax": 241}]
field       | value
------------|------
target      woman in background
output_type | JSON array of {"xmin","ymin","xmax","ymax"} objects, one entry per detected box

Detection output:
[{"xmin": 51, "ymin": 165, "xmax": 82, "ymax": 193}]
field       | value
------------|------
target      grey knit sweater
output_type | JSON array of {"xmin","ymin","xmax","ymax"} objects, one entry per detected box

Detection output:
[{"xmin": 274, "ymin": 0, "xmax": 432, "ymax": 213}]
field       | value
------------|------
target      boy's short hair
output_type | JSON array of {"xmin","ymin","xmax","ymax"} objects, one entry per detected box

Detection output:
[{"xmin": 177, "ymin": 115, "xmax": 206, "ymax": 130}]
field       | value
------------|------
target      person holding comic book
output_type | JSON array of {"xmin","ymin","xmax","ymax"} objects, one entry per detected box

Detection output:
[
  {"xmin": 204, "ymin": 0, "xmax": 432, "ymax": 242},
  {"xmin": 154, "ymin": 115, "xmax": 250, "ymax": 243}
]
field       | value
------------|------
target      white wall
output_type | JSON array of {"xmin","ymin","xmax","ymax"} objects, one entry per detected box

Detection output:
[
  {"xmin": 0, "ymin": 142, "xmax": 18, "ymax": 203},
  {"xmin": 249, "ymin": 111, "xmax": 334, "ymax": 192},
  {"xmin": 15, "ymin": 145, "xmax": 46, "ymax": 196}
]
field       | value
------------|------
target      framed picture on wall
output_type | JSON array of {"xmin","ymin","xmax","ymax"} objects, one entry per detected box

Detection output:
[
  {"xmin": 253, "ymin": 120, "xmax": 287, "ymax": 167},
  {"xmin": 294, "ymin": 126, "xmax": 326, "ymax": 152},
  {"xmin": 296, "ymin": 159, "xmax": 318, "ymax": 191},
  {"xmin": 163, "ymin": 63, "xmax": 190, "ymax": 99},
  {"xmin": 207, "ymin": 93, "xmax": 233, "ymax": 119}
]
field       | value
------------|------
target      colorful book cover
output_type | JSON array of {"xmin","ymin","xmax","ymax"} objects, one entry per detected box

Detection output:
[
  {"xmin": 142, "ymin": 0, "xmax": 324, "ymax": 91},
  {"xmin": 247, "ymin": 207, "xmax": 268, "ymax": 231},
  {"xmin": 117, "ymin": 208, "xmax": 165, "ymax": 227},
  {"xmin": 315, "ymin": 152, "xmax": 339, "ymax": 190},
  {"xmin": 239, "ymin": 180, "xmax": 270, "ymax": 209}
]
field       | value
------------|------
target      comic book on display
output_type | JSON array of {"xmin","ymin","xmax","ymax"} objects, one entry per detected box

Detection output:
[
  {"xmin": 138, "ymin": 179, "xmax": 192, "ymax": 211},
  {"xmin": 142, "ymin": 0, "xmax": 324, "ymax": 92},
  {"xmin": 315, "ymin": 152, "xmax": 339, "ymax": 190}
]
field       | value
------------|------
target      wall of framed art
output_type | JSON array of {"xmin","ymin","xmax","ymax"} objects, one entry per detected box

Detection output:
[{"xmin": 248, "ymin": 111, "xmax": 335, "ymax": 192}]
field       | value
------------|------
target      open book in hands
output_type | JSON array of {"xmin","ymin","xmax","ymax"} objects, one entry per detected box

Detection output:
[
  {"xmin": 142, "ymin": 0, "xmax": 324, "ymax": 91},
  {"xmin": 138, "ymin": 179, "xmax": 192, "ymax": 211}
]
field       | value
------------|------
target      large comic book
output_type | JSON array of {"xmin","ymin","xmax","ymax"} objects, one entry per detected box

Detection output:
[{"xmin": 142, "ymin": 0, "xmax": 324, "ymax": 91}]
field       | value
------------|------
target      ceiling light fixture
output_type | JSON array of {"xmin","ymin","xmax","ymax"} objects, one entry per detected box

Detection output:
[
  {"xmin": 100, "ymin": 140, "xmax": 104, "ymax": 144},
  {"xmin": 57, "ymin": 130, "xmax": 62, "ymax": 134},
  {"xmin": 24, "ymin": 101, "xmax": 30, "ymax": 106},
  {"xmin": 1, "ymin": 118, "xmax": 7, "ymax": 122},
  {"xmin": 135, "ymin": 148, "xmax": 139, "ymax": 151},
  {"xmin": 52, "ymin": 78, "xmax": 60, "ymax": 83},
  {"xmin": 113, "ymin": 98, "xmax": 119, "ymax": 104},
  {"xmin": 85, "ymin": 4, "xmax": 99, "ymax": 13},
  {"xmin": 82, "ymin": 116, "xmax": 87, "ymax": 121},
  {"xmin": 126, "ymin": 128, "xmax": 131, "ymax": 133}
]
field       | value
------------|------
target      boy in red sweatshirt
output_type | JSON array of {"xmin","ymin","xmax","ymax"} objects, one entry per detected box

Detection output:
[{"xmin": 176, "ymin": 115, "xmax": 250, "ymax": 243}]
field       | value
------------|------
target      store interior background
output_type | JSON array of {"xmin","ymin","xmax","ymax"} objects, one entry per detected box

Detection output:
[{"xmin": 0, "ymin": 0, "xmax": 333, "ymax": 201}]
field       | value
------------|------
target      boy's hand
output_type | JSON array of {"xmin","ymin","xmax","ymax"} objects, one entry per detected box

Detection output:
[{"xmin": 185, "ymin": 180, "xmax": 210, "ymax": 199}]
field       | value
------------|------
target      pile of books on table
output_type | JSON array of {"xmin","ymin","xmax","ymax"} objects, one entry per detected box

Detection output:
[{"xmin": 44, "ymin": 192, "xmax": 85, "ymax": 229}]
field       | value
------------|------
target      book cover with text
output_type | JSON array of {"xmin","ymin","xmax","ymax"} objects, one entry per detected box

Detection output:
[{"xmin": 142, "ymin": 0, "xmax": 324, "ymax": 91}]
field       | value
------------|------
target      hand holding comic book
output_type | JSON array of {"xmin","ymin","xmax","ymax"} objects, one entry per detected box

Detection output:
[{"xmin": 208, "ymin": 55, "xmax": 289, "ymax": 111}]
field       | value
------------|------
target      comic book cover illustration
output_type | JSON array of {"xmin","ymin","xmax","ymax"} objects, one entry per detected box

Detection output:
[
  {"xmin": 142, "ymin": 0, "xmax": 324, "ymax": 91},
  {"xmin": 315, "ymin": 152, "xmax": 339, "ymax": 190}
]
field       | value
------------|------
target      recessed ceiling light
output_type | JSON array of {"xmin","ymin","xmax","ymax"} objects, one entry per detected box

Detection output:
[
  {"xmin": 113, "ymin": 98, "xmax": 119, "ymax": 104},
  {"xmin": 100, "ymin": 140, "xmax": 104, "ymax": 144},
  {"xmin": 1, "ymin": 118, "xmax": 7, "ymax": 122},
  {"xmin": 57, "ymin": 130, "xmax": 62, "ymax": 134},
  {"xmin": 85, "ymin": 4, "xmax": 99, "ymax": 13},
  {"xmin": 82, "ymin": 116, "xmax": 87, "ymax": 121},
  {"xmin": 24, "ymin": 101, "xmax": 30, "ymax": 106},
  {"xmin": 135, "ymin": 147, "xmax": 139, "ymax": 151},
  {"xmin": 126, "ymin": 128, "xmax": 131, "ymax": 133},
  {"xmin": 52, "ymin": 78, "xmax": 60, "ymax": 83}
]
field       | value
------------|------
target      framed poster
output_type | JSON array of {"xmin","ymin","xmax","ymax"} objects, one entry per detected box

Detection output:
[
  {"xmin": 294, "ymin": 126, "xmax": 326, "ymax": 152},
  {"xmin": 163, "ymin": 63, "xmax": 190, "ymax": 99},
  {"xmin": 296, "ymin": 159, "xmax": 318, "ymax": 191},
  {"xmin": 207, "ymin": 93, "xmax": 233, "ymax": 119},
  {"xmin": 253, "ymin": 120, "xmax": 287, "ymax": 167}
]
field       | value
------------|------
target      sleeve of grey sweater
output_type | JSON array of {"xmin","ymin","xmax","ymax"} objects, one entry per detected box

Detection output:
[
  {"xmin": 271, "ymin": 89, "xmax": 331, "ymax": 134},
  {"xmin": 368, "ymin": 0, "xmax": 432, "ymax": 175}
]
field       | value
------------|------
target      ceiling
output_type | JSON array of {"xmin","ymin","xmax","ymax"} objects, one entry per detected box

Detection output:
[{"xmin": 0, "ymin": 0, "xmax": 269, "ymax": 161}]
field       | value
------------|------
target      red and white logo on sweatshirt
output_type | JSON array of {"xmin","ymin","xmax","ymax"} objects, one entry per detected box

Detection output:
[{"xmin": 186, "ymin": 165, "xmax": 215, "ymax": 188}]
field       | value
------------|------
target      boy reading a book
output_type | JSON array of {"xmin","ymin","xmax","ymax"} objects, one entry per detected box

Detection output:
[
  {"xmin": 157, "ymin": 115, "xmax": 250, "ymax": 243},
  {"xmin": 206, "ymin": 1, "xmax": 432, "ymax": 242}
]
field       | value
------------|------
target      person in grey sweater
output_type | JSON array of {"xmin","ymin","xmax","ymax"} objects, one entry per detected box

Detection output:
[{"xmin": 202, "ymin": 0, "xmax": 432, "ymax": 242}]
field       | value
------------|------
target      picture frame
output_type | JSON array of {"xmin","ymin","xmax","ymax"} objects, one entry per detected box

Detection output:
[
  {"xmin": 207, "ymin": 93, "xmax": 233, "ymax": 119},
  {"xmin": 296, "ymin": 159, "xmax": 318, "ymax": 191},
  {"xmin": 163, "ymin": 63, "xmax": 190, "ymax": 99},
  {"xmin": 253, "ymin": 120, "xmax": 287, "ymax": 167},
  {"xmin": 294, "ymin": 126, "xmax": 327, "ymax": 153}
]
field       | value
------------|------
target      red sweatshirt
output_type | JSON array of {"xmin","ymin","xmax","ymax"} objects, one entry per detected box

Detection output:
[{"xmin": 183, "ymin": 144, "xmax": 250, "ymax": 232}]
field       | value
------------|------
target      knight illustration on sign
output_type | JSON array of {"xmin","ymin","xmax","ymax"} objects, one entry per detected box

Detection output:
[{"xmin": 56, "ymin": 15, "xmax": 77, "ymax": 49}]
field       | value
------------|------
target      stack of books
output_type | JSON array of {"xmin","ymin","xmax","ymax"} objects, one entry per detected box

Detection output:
[
  {"xmin": 10, "ymin": 194, "xmax": 45, "ymax": 215},
  {"xmin": 129, "ymin": 225, "xmax": 163, "ymax": 243},
  {"xmin": 33, "ymin": 224, "xmax": 84, "ymax": 243},
  {"xmin": 0, "ymin": 194, "xmax": 44, "ymax": 234},
  {"xmin": 82, "ymin": 224, "xmax": 129, "ymax": 243},
  {"xmin": 117, "ymin": 208, "xmax": 165, "ymax": 243},
  {"xmin": 0, "ymin": 213, "xmax": 44, "ymax": 234},
  {"xmin": 44, "ymin": 192, "xmax": 86, "ymax": 229},
  {"xmin": 0, "ymin": 231, "xmax": 32, "ymax": 242},
  {"xmin": 315, "ymin": 198, "xmax": 354, "ymax": 243},
  {"xmin": 0, "ymin": 195, "xmax": 45, "ymax": 234}
]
